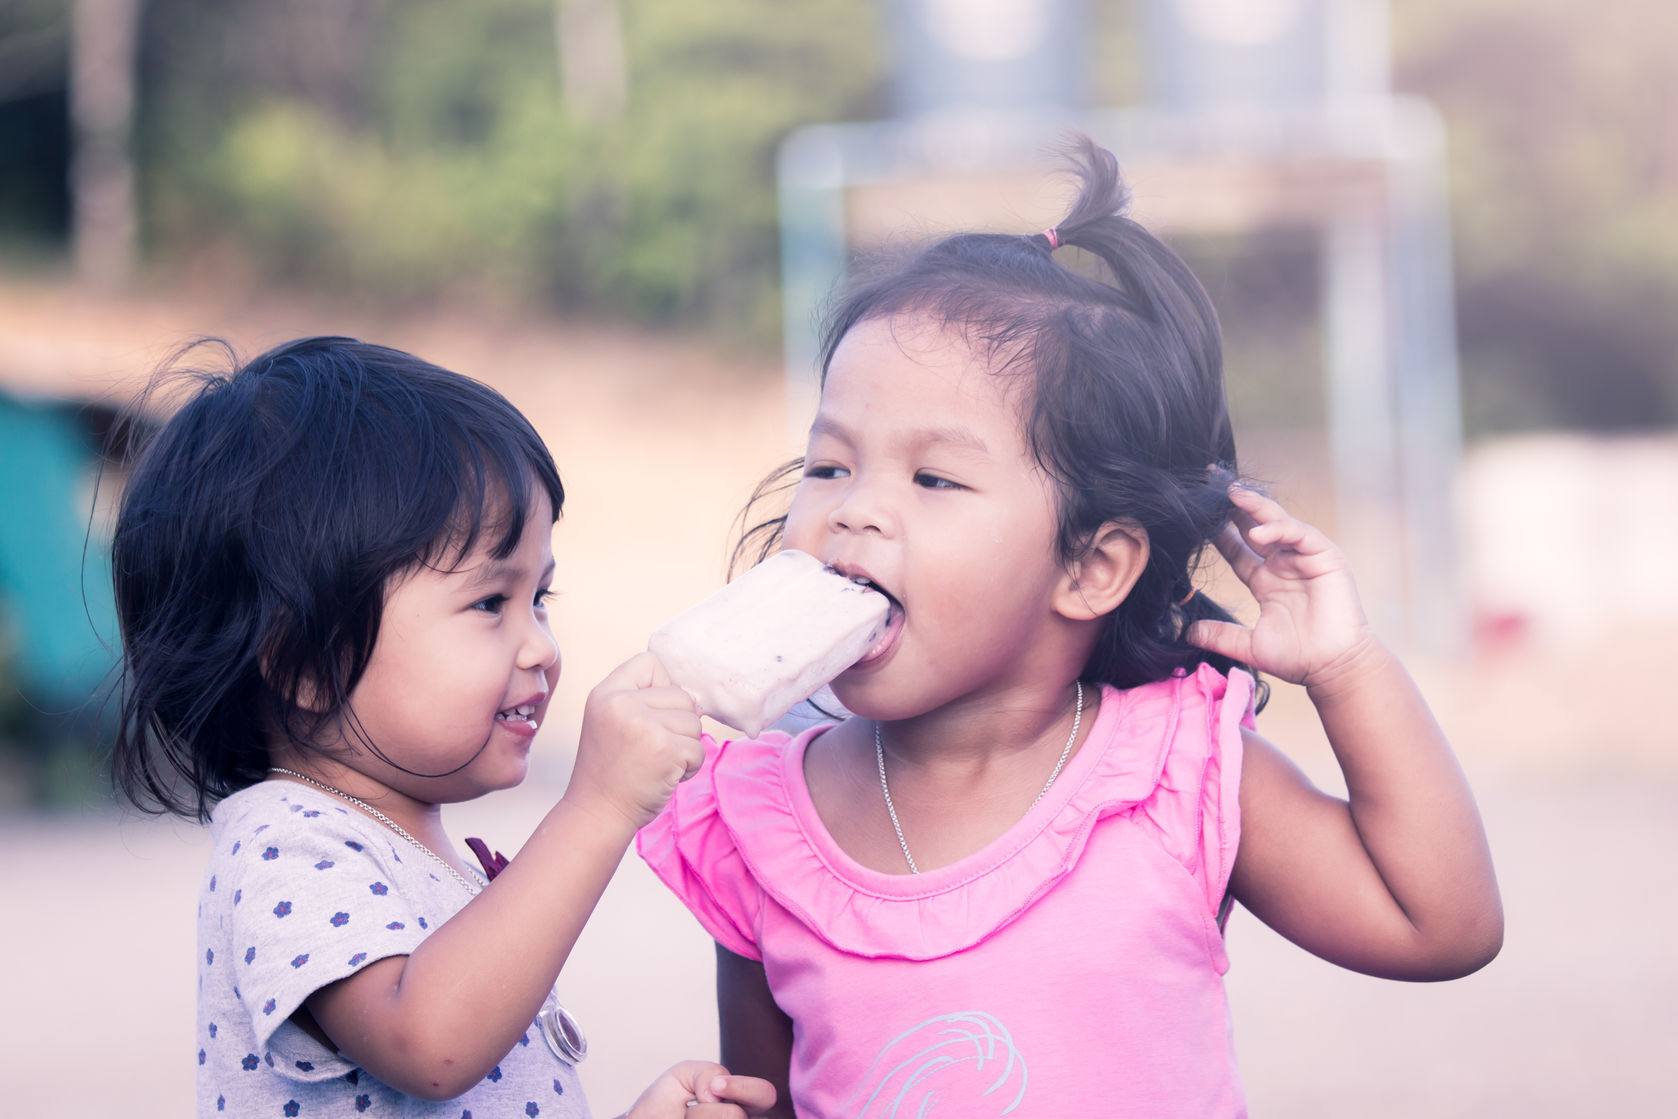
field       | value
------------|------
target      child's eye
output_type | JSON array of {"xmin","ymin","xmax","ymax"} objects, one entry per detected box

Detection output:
[
  {"xmin": 915, "ymin": 472, "xmax": 962, "ymax": 490},
  {"xmin": 472, "ymin": 594, "xmax": 508, "ymax": 614},
  {"xmin": 805, "ymin": 463, "xmax": 849, "ymax": 480},
  {"xmin": 533, "ymin": 587, "xmax": 553, "ymax": 609}
]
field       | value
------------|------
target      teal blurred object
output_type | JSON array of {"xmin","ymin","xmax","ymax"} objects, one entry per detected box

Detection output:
[{"xmin": 0, "ymin": 392, "xmax": 119, "ymax": 713}]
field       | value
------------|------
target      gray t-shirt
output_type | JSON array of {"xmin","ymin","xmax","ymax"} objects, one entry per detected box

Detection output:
[{"xmin": 196, "ymin": 780, "xmax": 588, "ymax": 1117}]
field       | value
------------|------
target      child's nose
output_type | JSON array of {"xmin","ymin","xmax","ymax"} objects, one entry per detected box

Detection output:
[
  {"xmin": 519, "ymin": 615, "xmax": 561, "ymax": 672},
  {"xmin": 827, "ymin": 479, "xmax": 895, "ymax": 536}
]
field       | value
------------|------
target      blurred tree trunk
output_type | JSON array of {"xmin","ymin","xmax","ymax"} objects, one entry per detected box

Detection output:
[
  {"xmin": 70, "ymin": 0, "xmax": 139, "ymax": 287},
  {"xmin": 556, "ymin": 0, "xmax": 624, "ymax": 120}
]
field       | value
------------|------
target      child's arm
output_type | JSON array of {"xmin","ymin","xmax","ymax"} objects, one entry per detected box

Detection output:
[
  {"xmin": 303, "ymin": 652, "xmax": 706, "ymax": 1101},
  {"xmin": 717, "ymin": 945, "xmax": 797, "ymax": 1119},
  {"xmin": 1189, "ymin": 486, "xmax": 1503, "ymax": 981}
]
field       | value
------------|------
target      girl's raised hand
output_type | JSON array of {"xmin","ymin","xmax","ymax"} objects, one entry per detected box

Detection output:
[
  {"xmin": 1186, "ymin": 485, "xmax": 1376, "ymax": 691},
  {"xmin": 564, "ymin": 651, "xmax": 705, "ymax": 832}
]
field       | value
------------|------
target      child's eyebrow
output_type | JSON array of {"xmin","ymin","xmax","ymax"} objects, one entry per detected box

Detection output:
[
  {"xmin": 809, "ymin": 415, "xmax": 990, "ymax": 455},
  {"xmin": 915, "ymin": 425, "xmax": 991, "ymax": 455},
  {"xmin": 462, "ymin": 556, "xmax": 555, "ymax": 588},
  {"xmin": 807, "ymin": 415, "xmax": 855, "ymax": 444}
]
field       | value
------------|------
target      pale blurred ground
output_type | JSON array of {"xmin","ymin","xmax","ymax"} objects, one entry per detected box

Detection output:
[{"xmin": 1, "ymin": 279, "xmax": 1674, "ymax": 1115}]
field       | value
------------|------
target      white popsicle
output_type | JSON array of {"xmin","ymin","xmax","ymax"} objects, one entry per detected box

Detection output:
[{"xmin": 649, "ymin": 550, "xmax": 891, "ymax": 737}]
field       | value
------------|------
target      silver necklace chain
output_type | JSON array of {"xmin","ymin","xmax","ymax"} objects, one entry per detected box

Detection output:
[
  {"xmin": 875, "ymin": 680, "xmax": 1083, "ymax": 876},
  {"xmin": 267, "ymin": 767, "xmax": 480, "ymax": 896}
]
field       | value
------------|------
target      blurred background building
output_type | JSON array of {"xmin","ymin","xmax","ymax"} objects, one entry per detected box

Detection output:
[{"xmin": 1, "ymin": 1, "xmax": 1674, "ymax": 1115}]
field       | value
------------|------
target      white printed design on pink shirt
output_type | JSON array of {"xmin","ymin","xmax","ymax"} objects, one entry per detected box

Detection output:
[{"xmin": 847, "ymin": 1011, "xmax": 1028, "ymax": 1116}]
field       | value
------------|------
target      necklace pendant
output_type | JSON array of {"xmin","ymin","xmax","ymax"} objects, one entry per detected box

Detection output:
[{"xmin": 540, "ymin": 1002, "xmax": 588, "ymax": 1064}]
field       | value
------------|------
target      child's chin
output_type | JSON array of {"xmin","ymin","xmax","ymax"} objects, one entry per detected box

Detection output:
[
  {"xmin": 827, "ymin": 678, "xmax": 901, "ymax": 723},
  {"xmin": 494, "ymin": 760, "xmax": 533, "ymax": 790},
  {"xmin": 464, "ymin": 755, "xmax": 532, "ymax": 797}
]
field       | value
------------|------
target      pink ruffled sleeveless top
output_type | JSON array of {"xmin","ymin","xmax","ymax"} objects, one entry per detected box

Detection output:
[{"xmin": 638, "ymin": 664, "xmax": 1254, "ymax": 1118}]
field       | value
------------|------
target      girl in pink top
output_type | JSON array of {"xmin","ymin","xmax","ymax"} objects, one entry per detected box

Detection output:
[{"xmin": 639, "ymin": 137, "xmax": 1502, "ymax": 1117}]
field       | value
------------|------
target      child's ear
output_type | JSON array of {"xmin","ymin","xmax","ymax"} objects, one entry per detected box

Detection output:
[
  {"xmin": 1054, "ymin": 521, "xmax": 1149, "ymax": 621},
  {"xmin": 258, "ymin": 643, "xmax": 333, "ymax": 717},
  {"xmin": 290, "ymin": 674, "xmax": 331, "ymax": 717}
]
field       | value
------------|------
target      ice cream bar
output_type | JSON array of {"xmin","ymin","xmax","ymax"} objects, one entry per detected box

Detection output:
[{"xmin": 649, "ymin": 550, "xmax": 890, "ymax": 737}]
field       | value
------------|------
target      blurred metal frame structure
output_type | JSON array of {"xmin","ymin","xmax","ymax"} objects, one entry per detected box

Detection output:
[{"xmin": 776, "ymin": 99, "xmax": 1465, "ymax": 652}]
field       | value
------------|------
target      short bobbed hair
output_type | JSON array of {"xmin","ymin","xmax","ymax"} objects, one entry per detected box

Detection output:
[{"xmin": 110, "ymin": 336, "xmax": 564, "ymax": 819}]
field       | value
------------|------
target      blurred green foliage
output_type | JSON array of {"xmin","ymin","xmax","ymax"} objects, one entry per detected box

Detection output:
[
  {"xmin": 138, "ymin": 0, "xmax": 884, "ymax": 341},
  {"xmin": 0, "ymin": 0, "xmax": 70, "ymax": 247},
  {"xmin": 2, "ymin": 0, "xmax": 1675, "ymax": 427}
]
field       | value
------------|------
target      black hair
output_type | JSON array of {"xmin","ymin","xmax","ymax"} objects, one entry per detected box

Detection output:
[
  {"xmin": 737, "ymin": 135, "xmax": 1264, "ymax": 700},
  {"xmin": 109, "ymin": 336, "xmax": 565, "ymax": 820}
]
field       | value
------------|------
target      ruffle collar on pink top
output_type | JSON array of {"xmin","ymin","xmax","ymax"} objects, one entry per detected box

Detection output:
[{"xmin": 708, "ymin": 665, "xmax": 1249, "ymax": 961}]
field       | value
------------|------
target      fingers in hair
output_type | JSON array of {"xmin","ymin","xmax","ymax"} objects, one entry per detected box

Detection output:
[
  {"xmin": 1212, "ymin": 522, "xmax": 1265, "ymax": 584},
  {"xmin": 1185, "ymin": 619, "xmax": 1252, "ymax": 663},
  {"xmin": 1228, "ymin": 485, "xmax": 1334, "ymax": 559}
]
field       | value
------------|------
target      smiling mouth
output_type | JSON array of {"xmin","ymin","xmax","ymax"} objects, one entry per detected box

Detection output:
[{"xmin": 495, "ymin": 703, "xmax": 539, "ymax": 725}]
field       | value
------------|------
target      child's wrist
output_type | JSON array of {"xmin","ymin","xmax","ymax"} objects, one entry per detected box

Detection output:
[
  {"xmin": 1301, "ymin": 629, "xmax": 1389, "ymax": 704},
  {"xmin": 556, "ymin": 783, "xmax": 651, "ymax": 838}
]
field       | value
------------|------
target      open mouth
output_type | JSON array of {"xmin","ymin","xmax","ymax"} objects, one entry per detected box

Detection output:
[
  {"xmin": 842, "ymin": 574, "xmax": 905, "ymax": 665},
  {"xmin": 495, "ymin": 702, "xmax": 539, "ymax": 729}
]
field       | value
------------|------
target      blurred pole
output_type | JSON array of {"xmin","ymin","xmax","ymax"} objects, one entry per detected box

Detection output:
[
  {"xmin": 886, "ymin": 0, "xmax": 1083, "ymax": 116},
  {"xmin": 70, "ymin": 0, "xmax": 139, "ymax": 288},
  {"xmin": 1139, "ymin": 0, "xmax": 1329, "ymax": 110},
  {"xmin": 777, "ymin": 130, "xmax": 848, "ymax": 447},
  {"xmin": 1325, "ymin": 0, "xmax": 1389, "ymax": 100},
  {"xmin": 1385, "ymin": 105, "xmax": 1467, "ymax": 654},
  {"xmin": 556, "ymin": 0, "xmax": 626, "ymax": 121},
  {"xmin": 1322, "ymin": 195, "xmax": 1402, "ymax": 638}
]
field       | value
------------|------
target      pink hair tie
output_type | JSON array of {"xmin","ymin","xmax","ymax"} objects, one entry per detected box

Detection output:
[{"xmin": 1040, "ymin": 227, "xmax": 1060, "ymax": 250}]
